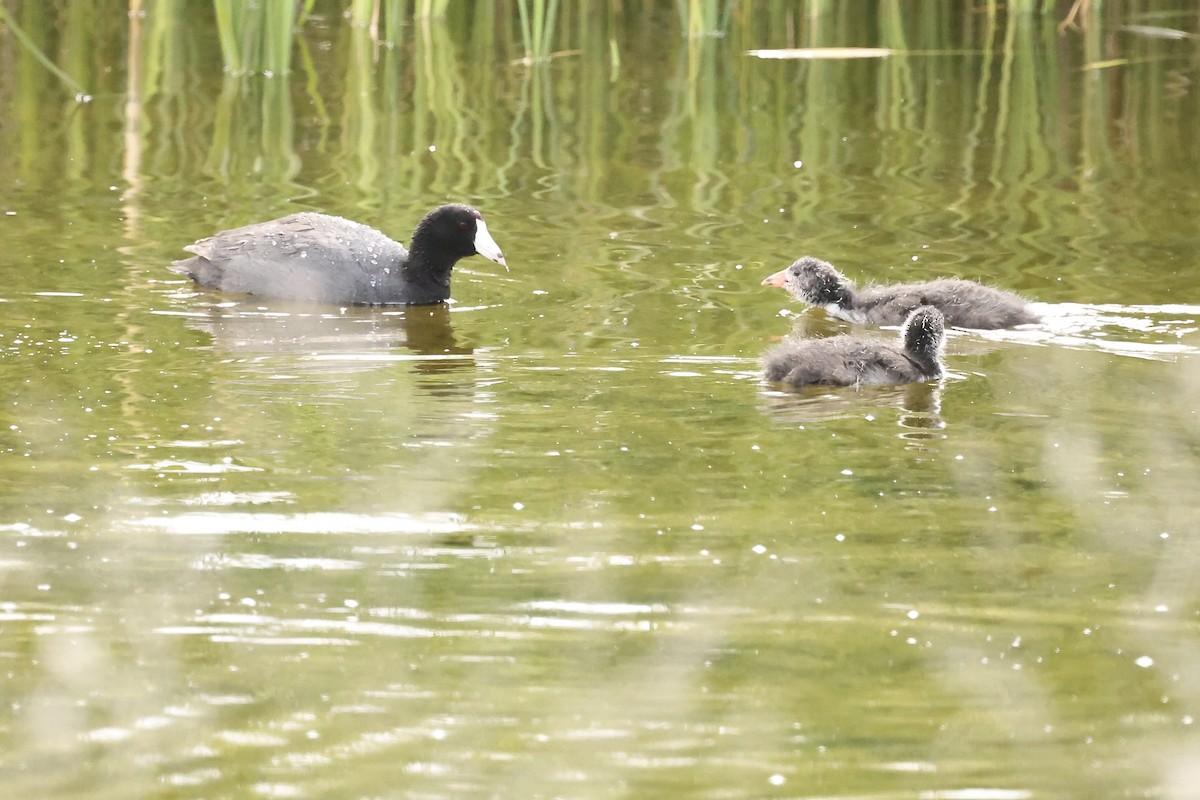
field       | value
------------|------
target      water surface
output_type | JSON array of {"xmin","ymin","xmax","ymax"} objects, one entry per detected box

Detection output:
[{"xmin": 2, "ymin": 3, "xmax": 1200, "ymax": 798}]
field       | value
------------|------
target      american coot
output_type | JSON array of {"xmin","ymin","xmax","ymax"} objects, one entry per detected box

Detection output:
[
  {"xmin": 763, "ymin": 306, "xmax": 946, "ymax": 388},
  {"xmin": 762, "ymin": 256, "xmax": 1039, "ymax": 329},
  {"xmin": 171, "ymin": 204, "xmax": 506, "ymax": 305}
]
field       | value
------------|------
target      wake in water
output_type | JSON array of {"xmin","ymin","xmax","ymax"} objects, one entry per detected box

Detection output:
[{"xmin": 962, "ymin": 302, "xmax": 1200, "ymax": 361}]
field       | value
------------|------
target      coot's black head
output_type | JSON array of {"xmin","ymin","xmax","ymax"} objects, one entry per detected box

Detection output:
[
  {"xmin": 902, "ymin": 306, "xmax": 945, "ymax": 366},
  {"xmin": 762, "ymin": 256, "xmax": 853, "ymax": 307},
  {"xmin": 411, "ymin": 203, "xmax": 506, "ymax": 270}
]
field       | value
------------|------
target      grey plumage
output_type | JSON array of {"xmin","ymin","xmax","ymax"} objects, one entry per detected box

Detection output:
[
  {"xmin": 764, "ymin": 306, "xmax": 946, "ymax": 388},
  {"xmin": 765, "ymin": 256, "xmax": 1039, "ymax": 329},
  {"xmin": 172, "ymin": 213, "xmax": 410, "ymax": 305},
  {"xmin": 170, "ymin": 204, "xmax": 505, "ymax": 306}
]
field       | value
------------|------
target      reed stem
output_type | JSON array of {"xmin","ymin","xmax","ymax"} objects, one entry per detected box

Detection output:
[{"xmin": 0, "ymin": 2, "xmax": 89, "ymax": 96}]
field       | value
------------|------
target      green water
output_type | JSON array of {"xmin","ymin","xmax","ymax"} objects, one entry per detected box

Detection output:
[{"xmin": 3, "ymin": 2, "xmax": 1200, "ymax": 798}]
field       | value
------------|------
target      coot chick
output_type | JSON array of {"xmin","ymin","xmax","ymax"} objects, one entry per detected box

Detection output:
[
  {"xmin": 764, "ymin": 306, "xmax": 946, "ymax": 388},
  {"xmin": 171, "ymin": 203, "xmax": 506, "ymax": 305},
  {"xmin": 762, "ymin": 256, "xmax": 1038, "ymax": 329}
]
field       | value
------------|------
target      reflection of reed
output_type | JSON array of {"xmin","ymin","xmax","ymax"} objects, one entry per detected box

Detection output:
[
  {"xmin": 678, "ymin": 0, "xmax": 734, "ymax": 39},
  {"xmin": 685, "ymin": 39, "xmax": 728, "ymax": 214},
  {"xmin": 527, "ymin": 67, "xmax": 558, "ymax": 174},
  {"xmin": 121, "ymin": 0, "xmax": 144, "ymax": 235},
  {"xmin": 875, "ymin": 2, "xmax": 918, "ymax": 172},
  {"xmin": 0, "ymin": 1, "xmax": 88, "ymax": 95},
  {"xmin": 516, "ymin": 0, "xmax": 562, "ymax": 64},
  {"xmin": 204, "ymin": 75, "xmax": 300, "ymax": 184},
  {"xmin": 955, "ymin": 8, "xmax": 998, "ymax": 212},
  {"xmin": 342, "ymin": 27, "xmax": 380, "ymax": 194},
  {"xmin": 651, "ymin": 37, "xmax": 731, "ymax": 218},
  {"xmin": 213, "ymin": 0, "xmax": 295, "ymax": 76},
  {"xmin": 3, "ymin": 1, "xmax": 1196, "ymax": 281},
  {"xmin": 413, "ymin": 21, "xmax": 473, "ymax": 197}
]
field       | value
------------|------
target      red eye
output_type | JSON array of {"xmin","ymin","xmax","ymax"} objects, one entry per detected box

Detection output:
[{"xmin": 458, "ymin": 221, "xmax": 469, "ymax": 231}]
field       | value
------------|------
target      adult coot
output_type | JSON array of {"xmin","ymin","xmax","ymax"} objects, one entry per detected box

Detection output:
[
  {"xmin": 762, "ymin": 256, "xmax": 1038, "ymax": 329},
  {"xmin": 171, "ymin": 204, "xmax": 506, "ymax": 305},
  {"xmin": 763, "ymin": 306, "xmax": 946, "ymax": 388}
]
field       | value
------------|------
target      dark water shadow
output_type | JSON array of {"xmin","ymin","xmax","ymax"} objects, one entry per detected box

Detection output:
[
  {"xmin": 164, "ymin": 298, "xmax": 474, "ymax": 369},
  {"xmin": 759, "ymin": 378, "xmax": 947, "ymax": 441},
  {"xmin": 155, "ymin": 296, "xmax": 487, "ymax": 413}
]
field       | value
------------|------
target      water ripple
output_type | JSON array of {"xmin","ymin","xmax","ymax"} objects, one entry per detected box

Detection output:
[
  {"xmin": 126, "ymin": 511, "xmax": 469, "ymax": 536},
  {"xmin": 977, "ymin": 302, "xmax": 1200, "ymax": 360}
]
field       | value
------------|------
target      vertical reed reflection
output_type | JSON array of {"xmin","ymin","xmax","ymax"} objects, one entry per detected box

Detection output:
[
  {"xmin": 685, "ymin": 39, "xmax": 728, "ymax": 214},
  {"xmin": 417, "ymin": 19, "xmax": 475, "ymax": 196},
  {"xmin": 341, "ymin": 25, "xmax": 380, "ymax": 194},
  {"xmin": 203, "ymin": 75, "xmax": 301, "ymax": 185}
]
